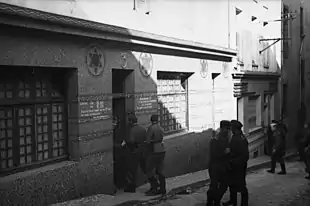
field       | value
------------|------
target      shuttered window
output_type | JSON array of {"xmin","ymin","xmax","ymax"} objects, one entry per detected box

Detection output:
[
  {"xmin": 157, "ymin": 72, "xmax": 189, "ymax": 134},
  {"xmin": 0, "ymin": 67, "xmax": 67, "ymax": 175},
  {"xmin": 248, "ymin": 95, "xmax": 259, "ymax": 130}
]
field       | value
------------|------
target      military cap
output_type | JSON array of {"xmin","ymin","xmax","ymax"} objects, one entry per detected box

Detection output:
[
  {"xmin": 128, "ymin": 113, "xmax": 138, "ymax": 123},
  {"xmin": 220, "ymin": 120, "xmax": 231, "ymax": 128},
  {"xmin": 150, "ymin": 114, "xmax": 159, "ymax": 122},
  {"xmin": 230, "ymin": 120, "xmax": 243, "ymax": 130}
]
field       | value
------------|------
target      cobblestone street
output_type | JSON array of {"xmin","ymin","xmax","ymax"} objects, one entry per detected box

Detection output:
[{"xmin": 155, "ymin": 161, "xmax": 310, "ymax": 206}]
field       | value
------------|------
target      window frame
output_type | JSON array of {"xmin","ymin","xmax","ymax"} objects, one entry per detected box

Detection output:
[
  {"xmin": 0, "ymin": 67, "xmax": 68, "ymax": 176},
  {"xmin": 157, "ymin": 71, "xmax": 190, "ymax": 135}
]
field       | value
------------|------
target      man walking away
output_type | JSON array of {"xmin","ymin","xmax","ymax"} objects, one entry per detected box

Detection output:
[
  {"xmin": 206, "ymin": 120, "xmax": 231, "ymax": 206},
  {"xmin": 145, "ymin": 114, "xmax": 166, "ymax": 196},
  {"xmin": 222, "ymin": 120, "xmax": 249, "ymax": 206},
  {"xmin": 267, "ymin": 121, "xmax": 287, "ymax": 175},
  {"xmin": 123, "ymin": 114, "xmax": 147, "ymax": 192},
  {"xmin": 303, "ymin": 123, "xmax": 310, "ymax": 179}
]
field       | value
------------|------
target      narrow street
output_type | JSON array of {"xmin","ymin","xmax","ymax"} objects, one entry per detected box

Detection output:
[{"xmin": 155, "ymin": 161, "xmax": 310, "ymax": 206}]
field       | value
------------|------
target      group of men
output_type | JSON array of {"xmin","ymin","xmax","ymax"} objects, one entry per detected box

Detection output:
[
  {"xmin": 113, "ymin": 113, "xmax": 167, "ymax": 196},
  {"xmin": 207, "ymin": 120, "xmax": 249, "ymax": 206}
]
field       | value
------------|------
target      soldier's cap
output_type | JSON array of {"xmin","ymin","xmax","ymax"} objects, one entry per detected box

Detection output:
[
  {"xmin": 220, "ymin": 120, "xmax": 231, "ymax": 128},
  {"xmin": 128, "ymin": 113, "xmax": 138, "ymax": 123},
  {"xmin": 150, "ymin": 114, "xmax": 159, "ymax": 122},
  {"xmin": 230, "ymin": 120, "xmax": 243, "ymax": 129}
]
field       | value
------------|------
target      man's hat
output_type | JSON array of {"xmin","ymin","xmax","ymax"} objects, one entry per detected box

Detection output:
[
  {"xmin": 230, "ymin": 120, "xmax": 243, "ymax": 130},
  {"xmin": 220, "ymin": 120, "xmax": 231, "ymax": 128},
  {"xmin": 128, "ymin": 113, "xmax": 138, "ymax": 123},
  {"xmin": 150, "ymin": 114, "xmax": 159, "ymax": 122}
]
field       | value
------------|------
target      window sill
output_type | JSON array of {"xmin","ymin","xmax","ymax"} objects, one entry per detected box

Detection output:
[
  {"xmin": 248, "ymin": 126, "xmax": 263, "ymax": 135},
  {"xmin": 0, "ymin": 160, "xmax": 76, "ymax": 187},
  {"xmin": 0, "ymin": 155, "xmax": 69, "ymax": 178}
]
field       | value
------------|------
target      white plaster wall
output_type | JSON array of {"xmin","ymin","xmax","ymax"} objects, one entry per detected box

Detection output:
[
  {"xmin": 0, "ymin": 0, "xmax": 230, "ymax": 47},
  {"xmin": 231, "ymin": 0, "xmax": 282, "ymax": 73}
]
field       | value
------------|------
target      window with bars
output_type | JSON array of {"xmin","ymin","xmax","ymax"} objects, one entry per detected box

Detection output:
[
  {"xmin": 157, "ymin": 72, "xmax": 189, "ymax": 135},
  {"xmin": 0, "ymin": 67, "xmax": 67, "ymax": 174}
]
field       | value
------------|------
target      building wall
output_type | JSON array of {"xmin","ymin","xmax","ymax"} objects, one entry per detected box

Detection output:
[
  {"xmin": 282, "ymin": 0, "xmax": 310, "ymax": 144},
  {"xmin": 0, "ymin": 0, "xmax": 230, "ymax": 47},
  {"xmin": 0, "ymin": 22, "xmax": 232, "ymax": 205},
  {"xmin": 0, "ymin": 1, "xmax": 283, "ymax": 205}
]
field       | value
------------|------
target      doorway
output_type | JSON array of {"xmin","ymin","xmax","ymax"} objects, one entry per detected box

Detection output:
[{"xmin": 112, "ymin": 69, "xmax": 133, "ymax": 190}]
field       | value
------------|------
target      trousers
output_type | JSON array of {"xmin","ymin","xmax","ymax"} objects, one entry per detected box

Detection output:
[{"xmin": 146, "ymin": 152, "xmax": 166, "ymax": 192}]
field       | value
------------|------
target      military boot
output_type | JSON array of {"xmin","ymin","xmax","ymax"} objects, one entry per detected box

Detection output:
[{"xmin": 278, "ymin": 163, "xmax": 286, "ymax": 175}]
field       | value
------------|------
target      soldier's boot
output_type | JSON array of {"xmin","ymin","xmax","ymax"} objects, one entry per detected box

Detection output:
[
  {"xmin": 223, "ymin": 188, "xmax": 237, "ymax": 206},
  {"xmin": 158, "ymin": 174, "xmax": 167, "ymax": 195},
  {"xmin": 145, "ymin": 177, "xmax": 159, "ymax": 195},
  {"xmin": 267, "ymin": 159, "xmax": 276, "ymax": 173},
  {"xmin": 278, "ymin": 163, "xmax": 286, "ymax": 175},
  {"xmin": 241, "ymin": 188, "xmax": 249, "ymax": 206},
  {"xmin": 206, "ymin": 190, "xmax": 214, "ymax": 206}
]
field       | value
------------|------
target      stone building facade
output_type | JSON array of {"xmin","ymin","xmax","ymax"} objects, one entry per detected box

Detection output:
[
  {"xmin": 0, "ymin": 0, "xmax": 281, "ymax": 205},
  {"xmin": 281, "ymin": 0, "xmax": 310, "ymax": 143}
]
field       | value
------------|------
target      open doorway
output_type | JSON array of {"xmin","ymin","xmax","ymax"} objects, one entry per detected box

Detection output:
[{"xmin": 112, "ymin": 68, "xmax": 133, "ymax": 190}]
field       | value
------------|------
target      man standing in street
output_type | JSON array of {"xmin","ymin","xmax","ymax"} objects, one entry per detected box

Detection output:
[
  {"xmin": 206, "ymin": 120, "xmax": 231, "ymax": 206},
  {"xmin": 123, "ymin": 113, "xmax": 147, "ymax": 193},
  {"xmin": 221, "ymin": 120, "xmax": 249, "ymax": 206},
  {"xmin": 267, "ymin": 121, "xmax": 287, "ymax": 175},
  {"xmin": 145, "ymin": 114, "xmax": 167, "ymax": 196}
]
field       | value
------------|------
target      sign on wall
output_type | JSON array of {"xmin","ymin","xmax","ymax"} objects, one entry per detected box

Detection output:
[
  {"xmin": 79, "ymin": 100, "xmax": 112, "ymax": 122},
  {"xmin": 200, "ymin": 59, "xmax": 208, "ymax": 78},
  {"xmin": 139, "ymin": 53, "xmax": 153, "ymax": 77},
  {"xmin": 135, "ymin": 93, "xmax": 158, "ymax": 114},
  {"xmin": 86, "ymin": 45, "xmax": 105, "ymax": 76}
]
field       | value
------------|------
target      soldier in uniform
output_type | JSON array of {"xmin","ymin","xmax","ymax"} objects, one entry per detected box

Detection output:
[
  {"xmin": 123, "ymin": 113, "xmax": 147, "ymax": 192},
  {"xmin": 144, "ymin": 114, "xmax": 166, "ymax": 196},
  {"xmin": 302, "ymin": 123, "xmax": 310, "ymax": 179},
  {"xmin": 221, "ymin": 120, "xmax": 249, "ymax": 206},
  {"xmin": 267, "ymin": 121, "xmax": 287, "ymax": 175},
  {"xmin": 207, "ymin": 120, "xmax": 231, "ymax": 206}
]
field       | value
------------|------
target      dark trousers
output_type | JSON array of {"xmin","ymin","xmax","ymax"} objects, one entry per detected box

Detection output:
[
  {"xmin": 126, "ymin": 152, "xmax": 139, "ymax": 189},
  {"xmin": 298, "ymin": 144, "xmax": 306, "ymax": 161},
  {"xmin": 207, "ymin": 166, "xmax": 221, "ymax": 206},
  {"xmin": 270, "ymin": 151, "xmax": 286, "ymax": 172},
  {"xmin": 146, "ymin": 152, "xmax": 166, "ymax": 192}
]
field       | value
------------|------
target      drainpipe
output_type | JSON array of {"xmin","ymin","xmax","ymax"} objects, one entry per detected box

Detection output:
[
  {"xmin": 212, "ymin": 73, "xmax": 220, "ymax": 130},
  {"xmin": 228, "ymin": 0, "xmax": 231, "ymax": 48},
  {"xmin": 299, "ymin": 35, "xmax": 305, "ymax": 107}
]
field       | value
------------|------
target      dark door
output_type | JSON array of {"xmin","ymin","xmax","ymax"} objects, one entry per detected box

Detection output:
[{"xmin": 112, "ymin": 69, "xmax": 132, "ymax": 189}]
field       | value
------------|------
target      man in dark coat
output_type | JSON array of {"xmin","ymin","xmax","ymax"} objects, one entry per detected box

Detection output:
[
  {"xmin": 145, "ymin": 114, "xmax": 166, "ymax": 196},
  {"xmin": 206, "ymin": 120, "xmax": 231, "ymax": 206},
  {"xmin": 123, "ymin": 114, "xmax": 147, "ymax": 192},
  {"xmin": 267, "ymin": 121, "xmax": 286, "ymax": 175},
  {"xmin": 221, "ymin": 120, "xmax": 249, "ymax": 206},
  {"xmin": 302, "ymin": 123, "xmax": 310, "ymax": 179}
]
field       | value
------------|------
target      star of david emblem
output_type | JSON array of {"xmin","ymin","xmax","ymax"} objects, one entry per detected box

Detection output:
[
  {"xmin": 86, "ymin": 45, "xmax": 105, "ymax": 76},
  {"xmin": 200, "ymin": 59, "xmax": 208, "ymax": 78},
  {"xmin": 139, "ymin": 53, "xmax": 153, "ymax": 77}
]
